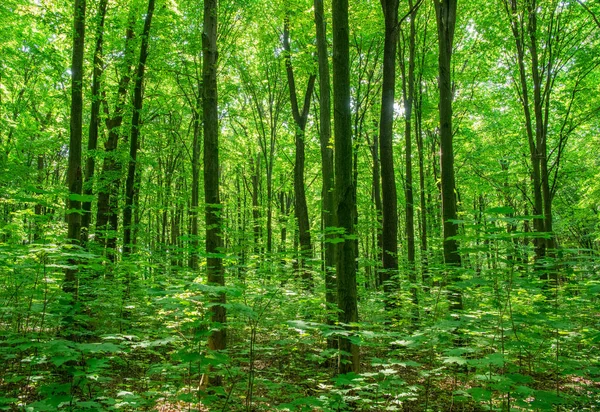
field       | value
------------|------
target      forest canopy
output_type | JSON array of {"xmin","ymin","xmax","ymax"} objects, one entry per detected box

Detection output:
[{"xmin": 1, "ymin": 0, "xmax": 599, "ymax": 410}]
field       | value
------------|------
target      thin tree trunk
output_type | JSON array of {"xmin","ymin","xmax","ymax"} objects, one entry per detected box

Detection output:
[
  {"xmin": 123, "ymin": 0, "xmax": 155, "ymax": 256},
  {"xmin": 415, "ymin": 14, "xmax": 429, "ymax": 287},
  {"xmin": 314, "ymin": 0, "xmax": 337, "ymax": 350},
  {"xmin": 400, "ymin": 0, "xmax": 420, "ymax": 313},
  {"xmin": 434, "ymin": 0, "xmax": 463, "ymax": 311},
  {"xmin": 203, "ymin": 0, "xmax": 226, "ymax": 386},
  {"xmin": 64, "ymin": 0, "xmax": 86, "ymax": 299},
  {"xmin": 504, "ymin": 0, "xmax": 545, "ymax": 263},
  {"xmin": 189, "ymin": 91, "xmax": 201, "ymax": 269},
  {"xmin": 332, "ymin": 0, "xmax": 359, "ymax": 374},
  {"xmin": 81, "ymin": 0, "xmax": 108, "ymax": 243},
  {"xmin": 283, "ymin": 17, "xmax": 316, "ymax": 288},
  {"xmin": 366, "ymin": 126, "xmax": 383, "ymax": 287},
  {"xmin": 95, "ymin": 14, "xmax": 135, "ymax": 262},
  {"xmin": 379, "ymin": 0, "xmax": 400, "ymax": 295}
]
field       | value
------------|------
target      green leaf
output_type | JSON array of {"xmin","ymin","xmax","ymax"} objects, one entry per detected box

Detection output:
[{"xmin": 443, "ymin": 356, "xmax": 468, "ymax": 365}]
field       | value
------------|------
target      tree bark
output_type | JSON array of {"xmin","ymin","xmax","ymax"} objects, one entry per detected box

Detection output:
[
  {"xmin": 189, "ymin": 90, "xmax": 202, "ymax": 269},
  {"xmin": 81, "ymin": 0, "xmax": 108, "ymax": 244},
  {"xmin": 64, "ymin": 0, "xmax": 86, "ymax": 298},
  {"xmin": 95, "ymin": 15, "xmax": 135, "ymax": 262},
  {"xmin": 332, "ymin": 0, "xmax": 359, "ymax": 374},
  {"xmin": 379, "ymin": 0, "xmax": 400, "ymax": 294},
  {"xmin": 283, "ymin": 17, "xmax": 316, "ymax": 288},
  {"xmin": 504, "ymin": 0, "xmax": 550, "ymax": 264},
  {"xmin": 415, "ymin": 13, "xmax": 429, "ymax": 287},
  {"xmin": 314, "ymin": 0, "xmax": 337, "ymax": 348},
  {"xmin": 400, "ymin": 0, "xmax": 420, "ymax": 312},
  {"xmin": 203, "ymin": 0, "xmax": 226, "ymax": 385},
  {"xmin": 368, "ymin": 127, "xmax": 383, "ymax": 287},
  {"xmin": 434, "ymin": 0, "xmax": 463, "ymax": 311},
  {"xmin": 123, "ymin": 0, "xmax": 155, "ymax": 256}
]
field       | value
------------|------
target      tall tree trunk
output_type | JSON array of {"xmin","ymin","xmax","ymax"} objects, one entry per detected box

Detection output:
[
  {"xmin": 248, "ymin": 154, "xmax": 261, "ymax": 254},
  {"xmin": 379, "ymin": 0, "xmax": 400, "ymax": 295},
  {"xmin": 415, "ymin": 14, "xmax": 429, "ymax": 287},
  {"xmin": 434, "ymin": 0, "xmax": 463, "ymax": 311},
  {"xmin": 368, "ymin": 128, "xmax": 383, "ymax": 287},
  {"xmin": 283, "ymin": 17, "xmax": 316, "ymax": 288},
  {"xmin": 123, "ymin": 0, "xmax": 155, "ymax": 256},
  {"xmin": 95, "ymin": 14, "xmax": 135, "ymax": 262},
  {"xmin": 526, "ymin": 0, "xmax": 555, "ymax": 259},
  {"xmin": 64, "ymin": 0, "xmax": 86, "ymax": 298},
  {"xmin": 504, "ymin": 0, "xmax": 546, "ymax": 263},
  {"xmin": 400, "ymin": 0, "xmax": 421, "ymax": 312},
  {"xmin": 314, "ymin": 0, "xmax": 336, "ymax": 348},
  {"xmin": 332, "ymin": 0, "xmax": 359, "ymax": 374},
  {"xmin": 81, "ymin": 0, "xmax": 108, "ymax": 243},
  {"xmin": 203, "ymin": 0, "xmax": 226, "ymax": 385},
  {"xmin": 415, "ymin": 85, "xmax": 428, "ymax": 286},
  {"xmin": 189, "ymin": 91, "xmax": 201, "ymax": 269}
]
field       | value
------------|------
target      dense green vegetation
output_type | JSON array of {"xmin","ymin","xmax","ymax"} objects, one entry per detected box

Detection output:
[{"xmin": 1, "ymin": 0, "xmax": 599, "ymax": 410}]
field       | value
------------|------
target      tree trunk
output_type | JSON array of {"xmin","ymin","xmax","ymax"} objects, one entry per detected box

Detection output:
[
  {"xmin": 81, "ymin": 0, "xmax": 108, "ymax": 244},
  {"xmin": 400, "ymin": 0, "xmax": 420, "ymax": 312},
  {"xmin": 415, "ymin": 16, "xmax": 429, "ymax": 287},
  {"xmin": 283, "ymin": 17, "xmax": 316, "ymax": 288},
  {"xmin": 95, "ymin": 14, "xmax": 135, "ymax": 262},
  {"xmin": 64, "ymin": 0, "xmax": 86, "ymax": 298},
  {"xmin": 314, "ymin": 0, "xmax": 336, "ymax": 349},
  {"xmin": 379, "ymin": 0, "xmax": 400, "ymax": 294},
  {"xmin": 415, "ymin": 85, "xmax": 429, "ymax": 286},
  {"xmin": 434, "ymin": 0, "xmax": 463, "ymax": 311},
  {"xmin": 203, "ymin": 0, "xmax": 226, "ymax": 385},
  {"xmin": 123, "ymin": 0, "xmax": 155, "ymax": 256},
  {"xmin": 332, "ymin": 0, "xmax": 359, "ymax": 374},
  {"xmin": 369, "ymin": 128, "xmax": 384, "ymax": 287},
  {"xmin": 189, "ymin": 91, "xmax": 201, "ymax": 269}
]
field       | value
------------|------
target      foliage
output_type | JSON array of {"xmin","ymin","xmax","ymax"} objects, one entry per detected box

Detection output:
[{"xmin": 1, "ymin": 0, "xmax": 599, "ymax": 410}]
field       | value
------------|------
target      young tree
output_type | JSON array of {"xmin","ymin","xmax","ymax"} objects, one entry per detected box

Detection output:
[
  {"xmin": 399, "ymin": 0, "xmax": 422, "ymax": 310},
  {"xmin": 81, "ymin": 0, "xmax": 108, "ymax": 243},
  {"xmin": 502, "ymin": 0, "xmax": 596, "ymax": 269},
  {"xmin": 283, "ymin": 16, "xmax": 316, "ymax": 287},
  {"xmin": 434, "ymin": 0, "xmax": 462, "ymax": 310},
  {"xmin": 95, "ymin": 13, "xmax": 136, "ymax": 261},
  {"xmin": 203, "ymin": 0, "xmax": 226, "ymax": 384},
  {"xmin": 314, "ymin": 0, "xmax": 336, "ymax": 340},
  {"xmin": 379, "ymin": 0, "xmax": 399, "ymax": 293},
  {"xmin": 64, "ymin": 0, "xmax": 86, "ymax": 298},
  {"xmin": 332, "ymin": 0, "xmax": 359, "ymax": 374},
  {"xmin": 123, "ymin": 0, "xmax": 156, "ymax": 256}
]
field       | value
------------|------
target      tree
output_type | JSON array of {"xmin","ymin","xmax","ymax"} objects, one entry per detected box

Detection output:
[
  {"xmin": 503, "ymin": 0, "xmax": 598, "ymax": 271},
  {"xmin": 123, "ymin": 0, "xmax": 155, "ymax": 256},
  {"xmin": 399, "ymin": 0, "xmax": 422, "ymax": 311},
  {"xmin": 64, "ymin": 0, "xmax": 86, "ymax": 299},
  {"xmin": 283, "ymin": 16, "xmax": 316, "ymax": 287},
  {"xmin": 95, "ymin": 10, "xmax": 136, "ymax": 262},
  {"xmin": 332, "ymin": 0, "xmax": 359, "ymax": 374},
  {"xmin": 203, "ymin": 0, "xmax": 226, "ymax": 384},
  {"xmin": 434, "ymin": 0, "xmax": 462, "ymax": 311},
  {"xmin": 314, "ymin": 0, "xmax": 336, "ymax": 341},
  {"xmin": 378, "ymin": 0, "xmax": 399, "ymax": 294},
  {"xmin": 81, "ymin": 0, "xmax": 107, "ymax": 243}
]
